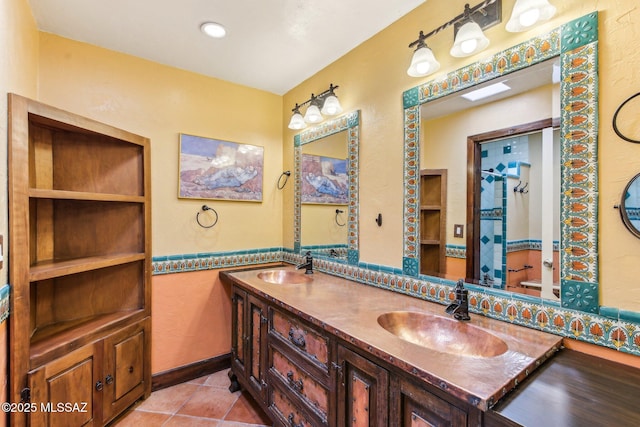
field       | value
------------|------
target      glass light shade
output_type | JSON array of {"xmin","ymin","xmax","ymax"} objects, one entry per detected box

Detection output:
[
  {"xmin": 321, "ymin": 95, "xmax": 343, "ymax": 116},
  {"xmin": 506, "ymin": 0, "xmax": 557, "ymax": 32},
  {"xmin": 288, "ymin": 112, "xmax": 306, "ymax": 130},
  {"xmin": 407, "ymin": 46, "xmax": 441, "ymax": 77},
  {"xmin": 450, "ymin": 21, "xmax": 490, "ymax": 57},
  {"xmin": 303, "ymin": 104, "xmax": 323, "ymax": 123}
]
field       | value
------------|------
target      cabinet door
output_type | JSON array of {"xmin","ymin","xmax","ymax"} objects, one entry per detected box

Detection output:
[
  {"xmin": 101, "ymin": 320, "xmax": 148, "ymax": 424},
  {"xmin": 231, "ymin": 287, "xmax": 248, "ymax": 379},
  {"xmin": 337, "ymin": 345, "xmax": 389, "ymax": 427},
  {"xmin": 28, "ymin": 342, "xmax": 101, "ymax": 427},
  {"xmin": 390, "ymin": 376, "xmax": 468, "ymax": 427},
  {"xmin": 247, "ymin": 294, "xmax": 268, "ymax": 401}
]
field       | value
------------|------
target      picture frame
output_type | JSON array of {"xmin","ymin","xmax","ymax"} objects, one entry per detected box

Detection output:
[
  {"xmin": 301, "ymin": 153, "xmax": 348, "ymax": 204},
  {"xmin": 179, "ymin": 133, "xmax": 264, "ymax": 201}
]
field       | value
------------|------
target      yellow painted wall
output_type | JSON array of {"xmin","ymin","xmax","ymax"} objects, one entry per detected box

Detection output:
[
  {"xmin": 37, "ymin": 33, "xmax": 284, "ymax": 257},
  {"xmin": 34, "ymin": 34, "xmax": 283, "ymax": 373},
  {"xmin": 284, "ymin": 0, "xmax": 640, "ymax": 312},
  {"xmin": 0, "ymin": 0, "xmax": 38, "ymax": 423}
]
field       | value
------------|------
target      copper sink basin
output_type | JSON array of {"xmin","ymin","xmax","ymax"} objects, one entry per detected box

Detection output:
[
  {"xmin": 377, "ymin": 311, "xmax": 508, "ymax": 358},
  {"xmin": 257, "ymin": 270, "xmax": 313, "ymax": 285}
]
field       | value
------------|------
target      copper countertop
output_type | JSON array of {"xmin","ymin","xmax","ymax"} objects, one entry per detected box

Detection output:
[{"xmin": 225, "ymin": 266, "xmax": 562, "ymax": 411}]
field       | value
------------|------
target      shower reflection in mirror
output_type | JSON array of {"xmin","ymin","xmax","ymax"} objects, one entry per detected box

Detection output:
[{"xmin": 477, "ymin": 128, "xmax": 560, "ymax": 299}]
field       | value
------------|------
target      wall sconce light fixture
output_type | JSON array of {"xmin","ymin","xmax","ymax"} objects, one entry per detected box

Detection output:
[
  {"xmin": 407, "ymin": 0, "xmax": 555, "ymax": 78},
  {"xmin": 288, "ymin": 84, "xmax": 343, "ymax": 130},
  {"xmin": 506, "ymin": 0, "xmax": 556, "ymax": 32}
]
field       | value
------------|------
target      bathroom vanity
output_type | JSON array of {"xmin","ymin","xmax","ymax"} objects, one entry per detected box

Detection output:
[{"xmin": 222, "ymin": 265, "xmax": 564, "ymax": 426}]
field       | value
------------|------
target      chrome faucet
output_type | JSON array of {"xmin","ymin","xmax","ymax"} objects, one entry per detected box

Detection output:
[
  {"xmin": 445, "ymin": 279, "xmax": 470, "ymax": 321},
  {"xmin": 296, "ymin": 251, "xmax": 313, "ymax": 274}
]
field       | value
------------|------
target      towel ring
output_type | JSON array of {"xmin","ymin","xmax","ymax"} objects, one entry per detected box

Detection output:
[
  {"xmin": 277, "ymin": 171, "xmax": 291, "ymax": 189},
  {"xmin": 613, "ymin": 91, "xmax": 640, "ymax": 143},
  {"xmin": 196, "ymin": 205, "xmax": 219, "ymax": 228}
]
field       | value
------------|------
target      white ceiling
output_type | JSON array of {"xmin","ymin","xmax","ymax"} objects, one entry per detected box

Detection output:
[{"xmin": 28, "ymin": 0, "xmax": 426, "ymax": 95}]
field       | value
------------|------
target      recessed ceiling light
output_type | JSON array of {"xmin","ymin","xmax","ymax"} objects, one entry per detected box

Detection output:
[
  {"xmin": 201, "ymin": 22, "xmax": 226, "ymax": 38},
  {"xmin": 461, "ymin": 82, "xmax": 511, "ymax": 102}
]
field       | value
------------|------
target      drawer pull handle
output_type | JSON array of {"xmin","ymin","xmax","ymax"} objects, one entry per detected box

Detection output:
[
  {"xmin": 287, "ymin": 371, "xmax": 304, "ymax": 392},
  {"xmin": 288, "ymin": 413, "xmax": 304, "ymax": 427},
  {"xmin": 128, "ymin": 366, "xmax": 134, "ymax": 374},
  {"xmin": 95, "ymin": 381, "xmax": 103, "ymax": 391},
  {"xmin": 288, "ymin": 327, "xmax": 306, "ymax": 350},
  {"xmin": 105, "ymin": 374, "xmax": 114, "ymax": 385}
]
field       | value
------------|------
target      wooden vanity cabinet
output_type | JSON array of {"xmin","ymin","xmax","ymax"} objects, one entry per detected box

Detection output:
[
  {"xmin": 230, "ymin": 288, "xmax": 269, "ymax": 402},
  {"xmin": 267, "ymin": 306, "xmax": 335, "ymax": 426},
  {"xmin": 8, "ymin": 94, "xmax": 152, "ymax": 427},
  {"xmin": 226, "ymin": 280, "xmax": 482, "ymax": 427},
  {"xmin": 390, "ymin": 376, "xmax": 480, "ymax": 427}
]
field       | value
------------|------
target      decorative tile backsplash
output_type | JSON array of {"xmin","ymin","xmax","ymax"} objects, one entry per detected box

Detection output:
[
  {"xmin": 0, "ymin": 285, "xmax": 9, "ymax": 324},
  {"xmin": 151, "ymin": 247, "xmax": 640, "ymax": 357}
]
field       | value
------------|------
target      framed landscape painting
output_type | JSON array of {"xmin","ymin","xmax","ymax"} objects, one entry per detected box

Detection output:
[
  {"xmin": 179, "ymin": 134, "xmax": 264, "ymax": 201},
  {"xmin": 301, "ymin": 153, "xmax": 348, "ymax": 204}
]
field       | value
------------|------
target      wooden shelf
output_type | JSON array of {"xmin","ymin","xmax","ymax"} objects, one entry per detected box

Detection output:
[
  {"xmin": 30, "ymin": 188, "xmax": 145, "ymax": 203},
  {"xmin": 9, "ymin": 94, "xmax": 151, "ymax": 424},
  {"xmin": 420, "ymin": 240, "xmax": 441, "ymax": 245},
  {"xmin": 30, "ymin": 310, "xmax": 146, "ymax": 368},
  {"xmin": 420, "ymin": 169, "xmax": 447, "ymax": 275},
  {"xmin": 30, "ymin": 253, "xmax": 146, "ymax": 282}
]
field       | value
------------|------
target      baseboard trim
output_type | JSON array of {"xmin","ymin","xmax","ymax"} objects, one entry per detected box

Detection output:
[{"xmin": 151, "ymin": 353, "xmax": 231, "ymax": 391}]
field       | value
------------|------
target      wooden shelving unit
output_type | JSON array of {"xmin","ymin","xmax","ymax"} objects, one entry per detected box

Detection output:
[
  {"xmin": 8, "ymin": 94, "xmax": 151, "ymax": 426},
  {"xmin": 419, "ymin": 169, "xmax": 447, "ymax": 276}
]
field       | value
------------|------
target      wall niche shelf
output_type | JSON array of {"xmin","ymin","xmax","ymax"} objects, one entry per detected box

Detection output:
[{"xmin": 419, "ymin": 169, "xmax": 447, "ymax": 276}]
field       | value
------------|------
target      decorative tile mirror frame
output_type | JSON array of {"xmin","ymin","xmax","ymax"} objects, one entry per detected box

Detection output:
[
  {"xmin": 402, "ymin": 13, "xmax": 599, "ymax": 314},
  {"xmin": 294, "ymin": 110, "xmax": 360, "ymax": 265}
]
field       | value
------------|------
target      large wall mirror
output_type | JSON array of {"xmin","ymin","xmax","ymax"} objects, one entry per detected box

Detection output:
[
  {"xmin": 294, "ymin": 111, "xmax": 360, "ymax": 265},
  {"xmin": 402, "ymin": 13, "xmax": 599, "ymax": 314}
]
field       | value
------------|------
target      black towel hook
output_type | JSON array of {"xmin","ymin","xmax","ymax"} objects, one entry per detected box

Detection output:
[
  {"xmin": 196, "ymin": 205, "xmax": 219, "ymax": 228},
  {"xmin": 513, "ymin": 181, "xmax": 522, "ymax": 192},
  {"xmin": 335, "ymin": 209, "xmax": 346, "ymax": 227}
]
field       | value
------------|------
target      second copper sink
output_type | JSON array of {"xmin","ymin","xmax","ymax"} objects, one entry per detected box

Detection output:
[
  {"xmin": 377, "ymin": 311, "xmax": 508, "ymax": 358},
  {"xmin": 257, "ymin": 270, "xmax": 313, "ymax": 285}
]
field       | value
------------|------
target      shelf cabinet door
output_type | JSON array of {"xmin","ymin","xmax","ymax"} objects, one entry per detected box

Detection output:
[
  {"xmin": 101, "ymin": 319, "xmax": 149, "ymax": 424},
  {"xmin": 28, "ymin": 342, "xmax": 101, "ymax": 427},
  {"xmin": 337, "ymin": 345, "xmax": 389, "ymax": 427}
]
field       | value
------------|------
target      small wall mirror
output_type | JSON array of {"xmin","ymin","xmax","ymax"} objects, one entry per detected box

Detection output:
[
  {"xmin": 293, "ymin": 111, "xmax": 360, "ymax": 264},
  {"xmin": 619, "ymin": 173, "xmax": 640, "ymax": 239}
]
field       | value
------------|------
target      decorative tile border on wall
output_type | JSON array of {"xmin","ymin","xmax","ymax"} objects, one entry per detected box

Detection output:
[
  {"xmin": 151, "ymin": 248, "xmax": 640, "ymax": 356},
  {"xmin": 151, "ymin": 248, "xmax": 284, "ymax": 275},
  {"xmin": 0, "ymin": 284, "xmax": 9, "ymax": 324}
]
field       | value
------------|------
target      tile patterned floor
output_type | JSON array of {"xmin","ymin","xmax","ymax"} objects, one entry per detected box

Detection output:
[{"xmin": 111, "ymin": 369, "xmax": 272, "ymax": 426}]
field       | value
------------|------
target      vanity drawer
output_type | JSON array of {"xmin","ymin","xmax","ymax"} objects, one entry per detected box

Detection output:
[
  {"xmin": 269, "ymin": 381, "xmax": 324, "ymax": 427},
  {"xmin": 269, "ymin": 342, "xmax": 329, "ymax": 421},
  {"xmin": 270, "ymin": 308, "xmax": 329, "ymax": 370}
]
